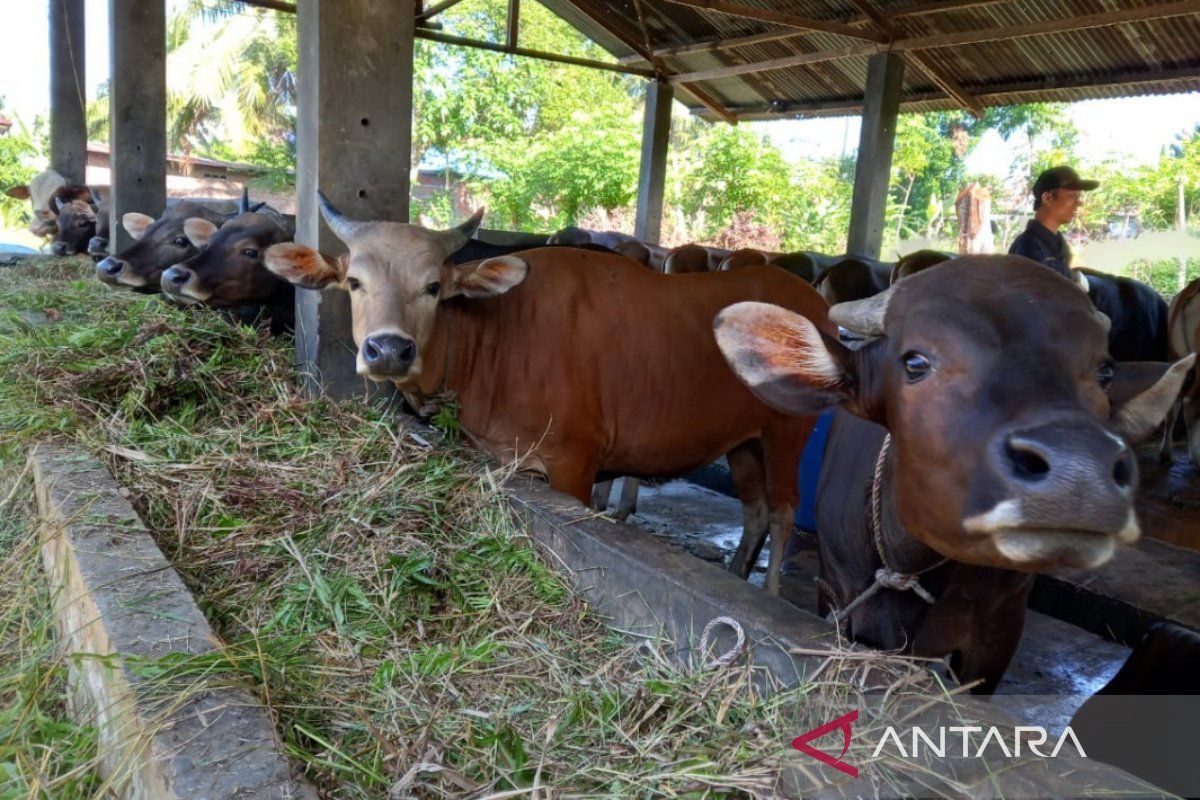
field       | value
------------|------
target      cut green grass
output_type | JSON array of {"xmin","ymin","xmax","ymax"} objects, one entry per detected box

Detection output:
[{"xmin": 0, "ymin": 256, "xmax": 993, "ymax": 799}]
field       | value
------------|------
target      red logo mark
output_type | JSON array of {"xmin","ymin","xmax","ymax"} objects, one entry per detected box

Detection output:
[{"xmin": 791, "ymin": 710, "xmax": 859, "ymax": 778}]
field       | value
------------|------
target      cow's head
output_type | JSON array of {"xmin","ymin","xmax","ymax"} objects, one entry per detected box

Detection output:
[
  {"xmin": 715, "ymin": 257, "xmax": 1194, "ymax": 572},
  {"xmin": 264, "ymin": 193, "xmax": 515, "ymax": 384},
  {"xmin": 95, "ymin": 202, "xmax": 225, "ymax": 291},
  {"xmin": 51, "ymin": 195, "xmax": 100, "ymax": 257},
  {"xmin": 161, "ymin": 212, "xmax": 293, "ymax": 307}
]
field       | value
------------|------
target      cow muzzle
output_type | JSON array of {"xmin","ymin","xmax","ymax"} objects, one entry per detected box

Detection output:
[
  {"xmin": 87, "ymin": 236, "xmax": 109, "ymax": 261},
  {"xmin": 51, "ymin": 240, "xmax": 75, "ymax": 257},
  {"xmin": 95, "ymin": 256, "xmax": 128, "ymax": 286},
  {"xmin": 161, "ymin": 265, "xmax": 205, "ymax": 304},
  {"xmin": 359, "ymin": 333, "xmax": 416, "ymax": 379},
  {"xmin": 962, "ymin": 414, "xmax": 1138, "ymax": 569}
]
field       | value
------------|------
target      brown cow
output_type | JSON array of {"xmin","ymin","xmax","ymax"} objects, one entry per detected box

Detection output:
[
  {"xmin": 51, "ymin": 189, "xmax": 110, "ymax": 258},
  {"xmin": 264, "ymin": 194, "xmax": 831, "ymax": 594},
  {"xmin": 1160, "ymin": 277, "xmax": 1200, "ymax": 465},
  {"xmin": 718, "ymin": 248, "xmax": 769, "ymax": 271},
  {"xmin": 715, "ymin": 257, "xmax": 1192, "ymax": 691}
]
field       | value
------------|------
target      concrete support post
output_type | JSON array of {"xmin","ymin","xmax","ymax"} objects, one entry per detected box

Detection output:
[
  {"xmin": 49, "ymin": 0, "xmax": 87, "ymax": 185},
  {"xmin": 296, "ymin": 0, "xmax": 415, "ymax": 399},
  {"xmin": 108, "ymin": 0, "xmax": 166, "ymax": 253},
  {"xmin": 634, "ymin": 80, "xmax": 673, "ymax": 245},
  {"xmin": 846, "ymin": 53, "xmax": 904, "ymax": 260}
]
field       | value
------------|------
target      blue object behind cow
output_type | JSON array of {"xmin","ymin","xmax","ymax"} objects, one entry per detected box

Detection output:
[{"xmin": 795, "ymin": 410, "xmax": 834, "ymax": 533}]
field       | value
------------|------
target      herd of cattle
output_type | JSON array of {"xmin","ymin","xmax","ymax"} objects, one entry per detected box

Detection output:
[{"xmin": 8, "ymin": 171, "xmax": 1200, "ymax": 716}]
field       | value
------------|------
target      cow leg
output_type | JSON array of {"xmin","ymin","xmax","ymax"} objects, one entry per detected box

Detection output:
[
  {"xmin": 547, "ymin": 454, "xmax": 603, "ymax": 508},
  {"xmin": 760, "ymin": 420, "xmax": 810, "ymax": 596},
  {"xmin": 592, "ymin": 480, "xmax": 614, "ymax": 511},
  {"xmin": 1159, "ymin": 398, "xmax": 1180, "ymax": 463},
  {"xmin": 613, "ymin": 478, "xmax": 640, "ymax": 521},
  {"xmin": 727, "ymin": 440, "xmax": 768, "ymax": 580}
]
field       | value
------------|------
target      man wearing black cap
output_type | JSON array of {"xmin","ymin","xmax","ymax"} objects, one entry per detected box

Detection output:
[{"xmin": 1008, "ymin": 165, "xmax": 1099, "ymax": 280}]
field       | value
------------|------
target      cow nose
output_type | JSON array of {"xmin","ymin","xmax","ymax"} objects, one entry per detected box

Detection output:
[
  {"xmin": 96, "ymin": 257, "xmax": 126, "ymax": 277},
  {"xmin": 361, "ymin": 333, "xmax": 416, "ymax": 375},
  {"xmin": 87, "ymin": 236, "xmax": 109, "ymax": 258},
  {"xmin": 163, "ymin": 266, "xmax": 191, "ymax": 287},
  {"xmin": 974, "ymin": 415, "xmax": 1137, "ymax": 537},
  {"xmin": 51, "ymin": 241, "xmax": 69, "ymax": 256},
  {"xmin": 999, "ymin": 423, "xmax": 1134, "ymax": 495}
]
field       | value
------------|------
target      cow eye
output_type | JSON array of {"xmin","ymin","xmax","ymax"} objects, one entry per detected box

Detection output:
[
  {"xmin": 1097, "ymin": 361, "xmax": 1115, "ymax": 389},
  {"xmin": 173, "ymin": 236, "xmax": 189, "ymax": 247},
  {"xmin": 241, "ymin": 248, "xmax": 259, "ymax": 259},
  {"xmin": 426, "ymin": 281, "xmax": 441, "ymax": 297},
  {"xmin": 901, "ymin": 350, "xmax": 932, "ymax": 382},
  {"xmin": 77, "ymin": 218, "xmax": 89, "ymax": 227},
  {"xmin": 347, "ymin": 277, "xmax": 362, "ymax": 291}
]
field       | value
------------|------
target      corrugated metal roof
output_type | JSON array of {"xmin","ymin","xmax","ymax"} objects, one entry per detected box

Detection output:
[{"xmin": 537, "ymin": 0, "xmax": 1200, "ymax": 120}]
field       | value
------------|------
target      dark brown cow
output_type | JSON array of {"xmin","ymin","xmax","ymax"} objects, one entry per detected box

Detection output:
[
  {"xmin": 93, "ymin": 195, "xmax": 254, "ymax": 292},
  {"xmin": 715, "ymin": 256, "xmax": 1192, "ymax": 691},
  {"xmin": 663, "ymin": 243, "xmax": 733, "ymax": 274},
  {"xmin": 889, "ymin": 249, "xmax": 952, "ymax": 284},
  {"xmin": 162, "ymin": 211, "xmax": 296, "ymax": 306},
  {"xmin": 1069, "ymin": 623, "xmax": 1200, "ymax": 799},
  {"xmin": 264, "ymin": 194, "xmax": 832, "ymax": 594},
  {"xmin": 811, "ymin": 256, "xmax": 893, "ymax": 305},
  {"xmin": 1160, "ymin": 277, "xmax": 1200, "ymax": 466}
]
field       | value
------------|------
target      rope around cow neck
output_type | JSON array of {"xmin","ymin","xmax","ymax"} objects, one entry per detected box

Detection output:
[{"xmin": 827, "ymin": 433, "xmax": 948, "ymax": 629}]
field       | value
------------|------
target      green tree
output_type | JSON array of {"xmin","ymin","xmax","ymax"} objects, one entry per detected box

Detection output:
[{"xmin": 0, "ymin": 100, "xmax": 42, "ymax": 229}]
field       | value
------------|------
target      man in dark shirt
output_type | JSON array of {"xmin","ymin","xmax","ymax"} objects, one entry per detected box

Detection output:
[{"xmin": 1008, "ymin": 165, "xmax": 1099, "ymax": 280}]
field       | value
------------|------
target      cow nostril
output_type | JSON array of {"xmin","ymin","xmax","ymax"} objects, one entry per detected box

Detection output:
[
  {"xmin": 169, "ymin": 269, "xmax": 189, "ymax": 285},
  {"xmin": 103, "ymin": 259, "xmax": 124, "ymax": 276},
  {"xmin": 399, "ymin": 339, "xmax": 416, "ymax": 363},
  {"xmin": 363, "ymin": 339, "xmax": 381, "ymax": 363},
  {"xmin": 1004, "ymin": 437, "xmax": 1051, "ymax": 482},
  {"xmin": 1113, "ymin": 450, "xmax": 1134, "ymax": 490}
]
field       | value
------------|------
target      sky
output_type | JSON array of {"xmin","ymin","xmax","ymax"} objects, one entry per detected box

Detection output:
[{"xmin": 3, "ymin": 1, "xmax": 1200, "ymax": 177}]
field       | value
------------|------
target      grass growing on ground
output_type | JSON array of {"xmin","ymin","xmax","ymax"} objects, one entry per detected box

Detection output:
[{"xmin": 0, "ymin": 256, "xmax": 984, "ymax": 799}]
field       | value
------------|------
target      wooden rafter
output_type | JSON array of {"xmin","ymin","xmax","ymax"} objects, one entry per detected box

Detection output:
[
  {"xmin": 506, "ymin": 0, "xmax": 520, "ymax": 47},
  {"xmin": 659, "ymin": 0, "xmax": 886, "ymax": 41},
  {"xmin": 619, "ymin": 0, "xmax": 1015, "ymax": 65},
  {"xmin": 416, "ymin": 0, "xmax": 470, "ymax": 21},
  {"xmin": 695, "ymin": 62, "xmax": 1200, "ymax": 120},
  {"xmin": 845, "ymin": 0, "xmax": 983, "ymax": 117},
  {"xmin": 416, "ymin": 30, "xmax": 655, "ymax": 76},
  {"xmin": 890, "ymin": 0, "xmax": 1200, "ymax": 52},
  {"xmin": 670, "ymin": 0, "xmax": 1200, "ymax": 85}
]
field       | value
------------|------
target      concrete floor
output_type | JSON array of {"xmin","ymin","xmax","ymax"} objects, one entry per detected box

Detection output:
[{"xmin": 611, "ymin": 476, "xmax": 1131, "ymax": 733}]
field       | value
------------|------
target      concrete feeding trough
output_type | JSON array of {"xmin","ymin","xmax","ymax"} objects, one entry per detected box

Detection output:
[{"xmin": 30, "ymin": 445, "xmax": 317, "ymax": 800}]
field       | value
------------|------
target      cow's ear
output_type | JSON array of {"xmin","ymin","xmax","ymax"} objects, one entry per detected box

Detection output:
[
  {"xmin": 1110, "ymin": 355, "xmax": 1195, "ymax": 443},
  {"xmin": 5, "ymin": 185, "xmax": 30, "ymax": 200},
  {"xmin": 263, "ymin": 243, "xmax": 346, "ymax": 290},
  {"xmin": 714, "ymin": 302, "xmax": 857, "ymax": 416},
  {"xmin": 447, "ymin": 255, "xmax": 528, "ymax": 299},
  {"xmin": 183, "ymin": 218, "xmax": 218, "ymax": 248},
  {"xmin": 122, "ymin": 212, "xmax": 155, "ymax": 240}
]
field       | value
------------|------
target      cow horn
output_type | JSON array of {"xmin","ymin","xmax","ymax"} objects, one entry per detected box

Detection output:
[
  {"xmin": 238, "ymin": 186, "xmax": 251, "ymax": 214},
  {"xmin": 316, "ymin": 190, "xmax": 367, "ymax": 243},
  {"xmin": 436, "ymin": 208, "xmax": 484, "ymax": 257},
  {"xmin": 828, "ymin": 286, "xmax": 894, "ymax": 336},
  {"xmin": 54, "ymin": 196, "xmax": 66, "ymax": 213},
  {"xmin": 89, "ymin": 186, "xmax": 102, "ymax": 207}
]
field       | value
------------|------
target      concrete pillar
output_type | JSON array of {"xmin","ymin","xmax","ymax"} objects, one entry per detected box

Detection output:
[
  {"xmin": 846, "ymin": 53, "xmax": 904, "ymax": 260},
  {"xmin": 49, "ymin": 0, "xmax": 87, "ymax": 185},
  {"xmin": 634, "ymin": 80, "xmax": 673, "ymax": 245},
  {"xmin": 108, "ymin": 0, "xmax": 166, "ymax": 253},
  {"xmin": 295, "ymin": 0, "xmax": 415, "ymax": 399}
]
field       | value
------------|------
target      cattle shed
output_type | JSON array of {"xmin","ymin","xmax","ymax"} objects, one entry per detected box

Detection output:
[{"xmin": 45, "ymin": 0, "xmax": 1200, "ymax": 398}]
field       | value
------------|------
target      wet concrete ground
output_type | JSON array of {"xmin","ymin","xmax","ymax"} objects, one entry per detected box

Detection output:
[
  {"xmin": 609, "ymin": 476, "xmax": 1131, "ymax": 733},
  {"xmin": 1136, "ymin": 445, "xmax": 1200, "ymax": 551}
]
